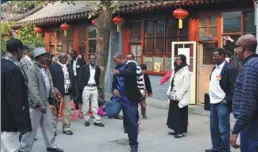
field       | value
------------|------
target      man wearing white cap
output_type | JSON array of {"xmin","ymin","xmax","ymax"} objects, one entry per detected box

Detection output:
[{"xmin": 20, "ymin": 48, "xmax": 63, "ymax": 152}]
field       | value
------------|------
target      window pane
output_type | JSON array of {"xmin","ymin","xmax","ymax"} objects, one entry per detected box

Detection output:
[
  {"xmin": 62, "ymin": 42, "xmax": 67, "ymax": 53},
  {"xmin": 155, "ymin": 38, "xmax": 164, "ymax": 53},
  {"xmin": 156, "ymin": 21, "xmax": 165, "ymax": 37},
  {"xmin": 199, "ymin": 17, "xmax": 206, "ymax": 27},
  {"xmin": 56, "ymin": 30, "xmax": 62, "ymax": 46},
  {"xmin": 144, "ymin": 38, "xmax": 154, "ymax": 54},
  {"xmin": 79, "ymin": 45, "xmax": 85, "ymax": 57},
  {"xmin": 143, "ymin": 57, "xmax": 153, "ymax": 71},
  {"xmin": 222, "ymin": 12, "xmax": 241, "ymax": 33},
  {"xmin": 78, "ymin": 27, "xmax": 86, "ymax": 44},
  {"xmin": 165, "ymin": 57, "xmax": 171, "ymax": 71},
  {"xmin": 145, "ymin": 22, "xmax": 154, "ymax": 37},
  {"xmin": 68, "ymin": 41, "xmax": 73, "ymax": 53},
  {"xmin": 210, "ymin": 27, "xmax": 217, "ymax": 37},
  {"xmin": 244, "ymin": 12, "xmax": 256, "ymax": 33},
  {"xmin": 137, "ymin": 45, "xmax": 142, "ymax": 56},
  {"xmin": 88, "ymin": 40, "xmax": 96, "ymax": 54},
  {"xmin": 130, "ymin": 22, "xmax": 141, "ymax": 42},
  {"xmin": 210, "ymin": 16, "xmax": 217, "ymax": 26},
  {"xmin": 131, "ymin": 45, "xmax": 137, "ymax": 55},
  {"xmin": 199, "ymin": 27, "xmax": 206, "ymax": 38},
  {"xmin": 166, "ymin": 38, "xmax": 177, "ymax": 54},
  {"xmin": 136, "ymin": 57, "xmax": 141, "ymax": 65},
  {"xmin": 167, "ymin": 20, "xmax": 177, "ymax": 37},
  {"xmin": 154, "ymin": 57, "xmax": 163, "ymax": 72},
  {"xmin": 203, "ymin": 42, "xmax": 218, "ymax": 64},
  {"xmin": 88, "ymin": 26, "xmax": 96, "ymax": 38}
]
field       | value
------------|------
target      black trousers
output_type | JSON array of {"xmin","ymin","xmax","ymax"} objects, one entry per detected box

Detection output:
[{"xmin": 122, "ymin": 102, "xmax": 139, "ymax": 147}]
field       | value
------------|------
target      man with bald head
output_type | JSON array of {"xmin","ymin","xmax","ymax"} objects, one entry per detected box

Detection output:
[
  {"xmin": 231, "ymin": 34, "xmax": 258, "ymax": 152},
  {"xmin": 50, "ymin": 52, "xmax": 77, "ymax": 136},
  {"xmin": 112, "ymin": 52, "xmax": 142, "ymax": 152}
]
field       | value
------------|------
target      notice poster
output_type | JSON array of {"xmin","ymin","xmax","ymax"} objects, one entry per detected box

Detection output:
[
  {"xmin": 178, "ymin": 48, "xmax": 190, "ymax": 65},
  {"xmin": 154, "ymin": 62, "xmax": 161, "ymax": 72}
]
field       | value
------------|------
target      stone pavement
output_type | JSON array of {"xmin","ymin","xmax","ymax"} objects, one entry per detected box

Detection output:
[{"xmin": 31, "ymin": 106, "xmax": 239, "ymax": 152}]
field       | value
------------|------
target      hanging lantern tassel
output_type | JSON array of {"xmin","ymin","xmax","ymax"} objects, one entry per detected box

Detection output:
[
  {"xmin": 116, "ymin": 24, "xmax": 121, "ymax": 32},
  {"xmin": 178, "ymin": 19, "xmax": 183, "ymax": 29},
  {"xmin": 64, "ymin": 30, "xmax": 67, "ymax": 36}
]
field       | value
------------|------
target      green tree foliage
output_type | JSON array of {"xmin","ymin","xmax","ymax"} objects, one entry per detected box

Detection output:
[
  {"xmin": 1, "ymin": 21, "xmax": 15, "ymax": 53},
  {"xmin": 17, "ymin": 24, "xmax": 44, "ymax": 48},
  {"xmin": 1, "ymin": 22, "xmax": 44, "ymax": 54}
]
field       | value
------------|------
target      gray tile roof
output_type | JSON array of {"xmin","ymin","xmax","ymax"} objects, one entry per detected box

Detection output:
[{"xmin": 16, "ymin": 1, "xmax": 90, "ymax": 26}]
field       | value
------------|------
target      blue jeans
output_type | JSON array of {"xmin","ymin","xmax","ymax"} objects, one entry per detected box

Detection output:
[
  {"xmin": 122, "ymin": 102, "xmax": 139, "ymax": 149},
  {"xmin": 210, "ymin": 103, "xmax": 230, "ymax": 152},
  {"xmin": 240, "ymin": 119, "xmax": 258, "ymax": 152}
]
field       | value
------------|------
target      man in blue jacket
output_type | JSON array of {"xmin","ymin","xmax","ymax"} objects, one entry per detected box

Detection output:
[
  {"xmin": 231, "ymin": 34, "xmax": 258, "ymax": 152},
  {"xmin": 112, "ymin": 52, "xmax": 142, "ymax": 152}
]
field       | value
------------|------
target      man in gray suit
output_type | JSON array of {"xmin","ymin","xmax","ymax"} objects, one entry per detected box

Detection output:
[{"xmin": 19, "ymin": 48, "xmax": 63, "ymax": 152}]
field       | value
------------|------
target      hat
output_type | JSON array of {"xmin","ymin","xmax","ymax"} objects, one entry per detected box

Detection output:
[
  {"xmin": 33, "ymin": 47, "xmax": 47, "ymax": 58},
  {"xmin": 6, "ymin": 38, "xmax": 24, "ymax": 53}
]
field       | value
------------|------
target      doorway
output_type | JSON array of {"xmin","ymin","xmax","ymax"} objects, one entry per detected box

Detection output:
[{"xmin": 171, "ymin": 41, "xmax": 197, "ymax": 104}]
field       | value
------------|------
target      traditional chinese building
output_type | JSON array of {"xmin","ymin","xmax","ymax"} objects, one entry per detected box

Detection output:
[{"xmin": 15, "ymin": 0, "xmax": 256, "ymax": 106}]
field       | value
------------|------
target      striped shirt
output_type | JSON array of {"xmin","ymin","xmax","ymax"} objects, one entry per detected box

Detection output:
[
  {"xmin": 127, "ymin": 60, "xmax": 145, "ymax": 96},
  {"xmin": 232, "ymin": 54, "xmax": 258, "ymax": 134}
]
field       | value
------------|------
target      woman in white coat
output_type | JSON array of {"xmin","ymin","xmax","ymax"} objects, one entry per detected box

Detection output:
[{"xmin": 166, "ymin": 54, "xmax": 191, "ymax": 138}]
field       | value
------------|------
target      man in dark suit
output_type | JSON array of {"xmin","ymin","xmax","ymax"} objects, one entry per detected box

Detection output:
[
  {"xmin": 205, "ymin": 48, "xmax": 238, "ymax": 152},
  {"xmin": 71, "ymin": 50, "xmax": 86, "ymax": 109},
  {"xmin": 1, "ymin": 38, "xmax": 32, "ymax": 152},
  {"xmin": 78, "ymin": 54, "xmax": 104, "ymax": 127},
  {"xmin": 50, "ymin": 52, "xmax": 77, "ymax": 135},
  {"xmin": 112, "ymin": 52, "xmax": 142, "ymax": 152}
]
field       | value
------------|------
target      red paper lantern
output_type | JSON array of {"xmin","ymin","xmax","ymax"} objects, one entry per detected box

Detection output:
[
  {"xmin": 173, "ymin": 8, "xmax": 189, "ymax": 29},
  {"xmin": 60, "ymin": 23, "xmax": 70, "ymax": 36},
  {"xmin": 33, "ymin": 27, "xmax": 42, "ymax": 33},
  {"xmin": 112, "ymin": 16, "xmax": 124, "ymax": 32},
  {"xmin": 91, "ymin": 19, "xmax": 96, "ymax": 26}
]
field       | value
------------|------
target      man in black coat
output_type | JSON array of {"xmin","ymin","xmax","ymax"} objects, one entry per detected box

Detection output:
[
  {"xmin": 50, "ymin": 52, "xmax": 78, "ymax": 135},
  {"xmin": 78, "ymin": 54, "xmax": 104, "ymax": 127},
  {"xmin": 206, "ymin": 48, "xmax": 238, "ymax": 152},
  {"xmin": 1, "ymin": 38, "xmax": 32, "ymax": 152},
  {"xmin": 71, "ymin": 50, "xmax": 86, "ymax": 109}
]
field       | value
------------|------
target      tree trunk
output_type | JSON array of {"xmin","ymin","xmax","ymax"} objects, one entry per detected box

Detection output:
[{"xmin": 95, "ymin": 8, "xmax": 112, "ymax": 95}]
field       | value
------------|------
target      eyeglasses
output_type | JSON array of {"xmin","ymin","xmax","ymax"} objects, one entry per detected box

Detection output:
[{"xmin": 234, "ymin": 44, "xmax": 242, "ymax": 49}]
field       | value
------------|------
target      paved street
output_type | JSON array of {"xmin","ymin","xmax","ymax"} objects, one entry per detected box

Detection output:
[{"xmin": 32, "ymin": 106, "xmax": 239, "ymax": 152}]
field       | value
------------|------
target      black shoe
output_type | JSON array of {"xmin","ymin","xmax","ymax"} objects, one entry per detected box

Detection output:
[
  {"xmin": 168, "ymin": 132, "xmax": 176, "ymax": 135},
  {"xmin": 205, "ymin": 149, "xmax": 219, "ymax": 152},
  {"xmin": 85, "ymin": 121, "xmax": 90, "ymax": 127},
  {"xmin": 130, "ymin": 145, "xmax": 138, "ymax": 152},
  {"xmin": 63, "ymin": 130, "xmax": 73, "ymax": 135},
  {"xmin": 142, "ymin": 115, "xmax": 147, "ymax": 119},
  {"xmin": 94, "ymin": 122, "xmax": 105, "ymax": 127},
  {"xmin": 174, "ymin": 133, "xmax": 184, "ymax": 138},
  {"xmin": 114, "ymin": 115, "xmax": 123, "ymax": 119},
  {"xmin": 35, "ymin": 138, "xmax": 37, "ymax": 141},
  {"xmin": 46, "ymin": 147, "xmax": 64, "ymax": 152},
  {"xmin": 54, "ymin": 132, "xmax": 57, "ymax": 136}
]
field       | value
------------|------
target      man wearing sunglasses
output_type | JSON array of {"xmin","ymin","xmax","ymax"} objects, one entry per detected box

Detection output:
[{"xmin": 230, "ymin": 34, "xmax": 258, "ymax": 152}]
